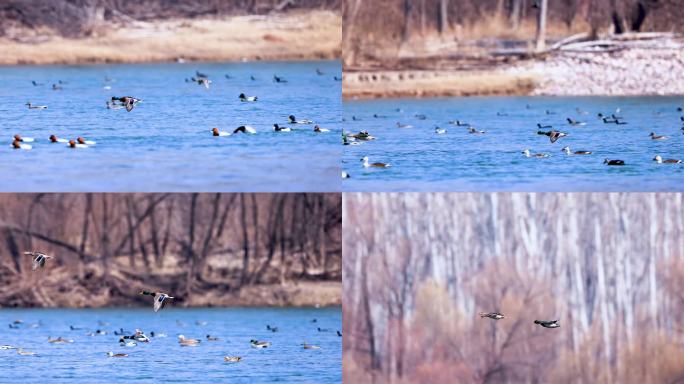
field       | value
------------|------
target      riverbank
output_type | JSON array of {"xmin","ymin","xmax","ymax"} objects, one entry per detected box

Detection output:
[
  {"xmin": 343, "ymin": 35, "xmax": 684, "ymax": 99},
  {"xmin": 0, "ymin": 10, "xmax": 340, "ymax": 65}
]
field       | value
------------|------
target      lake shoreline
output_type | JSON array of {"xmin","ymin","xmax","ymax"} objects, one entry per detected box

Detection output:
[{"xmin": 0, "ymin": 10, "xmax": 341, "ymax": 66}]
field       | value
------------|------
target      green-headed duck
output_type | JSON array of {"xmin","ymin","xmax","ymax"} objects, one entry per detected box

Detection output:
[
  {"xmin": 24, "ymin": 251, "xmax": 53, "ymax": 270},
  {"xmin": 534, "ymin": 319, "xmax": 560, "ymax": 328},
  {"xmin": 139, "ymin": 290, "xmax": 174, "ymax": 312}
]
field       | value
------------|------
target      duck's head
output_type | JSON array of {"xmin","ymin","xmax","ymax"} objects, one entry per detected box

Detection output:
[
  {"xmin": 603, "ymin": 158, "xmax": 609, "ymax": 164},
  {"xmin": 13, "ymin": 134, "xmax": 22, "ymax": 141},
  {"xmin": 653, "ymin": 155, "xmax": 662, "ymax": 162},
  {"xmin": 314, "ymin": 125, "xmax": 321, "ymax": 131},
  {"xmin": 360, "ymin": 156, "xmax": 369, "ymax": 163},
  {"xmin": 49, "ymin": 135, "xmax": 57, "ymax": 142},
  {"xmin": 239, "ymin": 93, "xmax": 245, "ymax": 98},
  {"xmin": 250, "ymin": 339, "xmax": 257, "ymax": 343},
  {"xmin": 212, "ymin": 128, "xmax": 219, "ymax": 136},
  {"xmin": 289, "ymin": 115, "xmax": 296, "ymax": 122},
  {"xmin": 561, "ymin": 146, "xmax": 570, "ymax": 152},
  {"xmin": 522, "ymin": 149, "xmax": 530, "ymax": 156},
  {"xmin": 25, "ymin": 102, "xmax": 30, "ymax": 106},
  {"xmin": 68, "ymin": 140, "xmax": 76, "ymax": 148},
  {"xmin": 649, "ymin": 132, "xmax": 655, "ymax": 136},
  {"xmin": 77, "ymin": 137, "xmax": 85, "ymax": 144},
  {"xmin": 178, "ymin": 335, "xmax": 185, "ymax": 340}
]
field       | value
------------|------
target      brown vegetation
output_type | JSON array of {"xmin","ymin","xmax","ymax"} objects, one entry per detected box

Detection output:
[
  {"xmin": 343, "ymin": 193, "xmax": 684, "ymax": 383},
  {"xmin": 0, "ymin": 193, "xmax": 341, "ymax": 308}
]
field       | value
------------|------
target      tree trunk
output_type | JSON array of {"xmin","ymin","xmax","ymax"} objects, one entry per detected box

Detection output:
[
  {"xmin": 438, "ymin": 0, "xmax": 449, "ymax": 35},
  {"xmin": 535, "ymin": 0, "xmax": 548, "ymax": 51}
]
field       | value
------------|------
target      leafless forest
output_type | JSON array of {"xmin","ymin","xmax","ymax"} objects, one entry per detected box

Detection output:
[
  {"xmin": 343, "ymin": 0, "xmax": 684, "ymax": 65},
  {"xmin": 343, "ymin": 193, "xmax": 684, "ymax": 383},
  {"xmin": 0, "ymin": 0, "xmax": 340, "ymax": 38},
  {"xmin": 0, "ymin": 193, "xmax": 341, "ymax": 308}
]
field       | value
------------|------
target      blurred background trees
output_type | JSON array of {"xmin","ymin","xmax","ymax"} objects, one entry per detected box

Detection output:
[
  {"xmin": 343, "ymin": 193, "xmax": 684, "ymax": 383},
  {"xmin": 0, "ymin": 193, "xmax": 341, "ymax": 307},
  {"xmin": 343, "ymin": 0, "xmax": 684, "ymax": 66}
]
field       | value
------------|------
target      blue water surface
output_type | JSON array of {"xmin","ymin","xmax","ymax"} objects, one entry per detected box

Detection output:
[
  {"xmin": 0, "ymin": 61, "xmax": 341, "ymax": 192},
  {"xmin": 0, "ymin": 307, "xmax": 341, "ymax": 383},
  {"xmin": 343, "ymin": 96, "xmax": 684, "ymax": 191}
]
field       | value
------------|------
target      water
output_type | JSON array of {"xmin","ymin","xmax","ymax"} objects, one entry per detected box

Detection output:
[
  {"xmin": 0, "ymin": 61, "xmax": 341, "ymax": 192},
  {"xmin": 343, "ymin": 96, "xmax": 684, "ymax": 191},
  {"xmin": 0, "ymin": 307, "xmax": 341, "ymax": 383}
]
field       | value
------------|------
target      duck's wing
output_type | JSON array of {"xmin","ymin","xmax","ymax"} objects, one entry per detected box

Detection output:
[
  {"xmin": 153, "ymin": 295, "xmax": 164, "ymax": 312},
  {"xmin": 125, "ymin": 99, "xmax": 134, "ymax": 112},
  {"xmin": 39, "ymin": 256, "xmax": 47, "ymax": 268},
  {"xmin": 549, "ymin": 134, "xmax": 559, "ymax": 143}
]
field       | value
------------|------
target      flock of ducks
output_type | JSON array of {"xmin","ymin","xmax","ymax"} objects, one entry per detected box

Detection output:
[
  {"xmin": 13, "ymin": 68, "xmax": 336, "ymax": 151},
  {"xmin": 479, "ymin": 312, "xmax": 560, "ymax": 328},
  {"xmin": 342, "ymin": 105, "xmax": 683, "ymax": 178},
  {"xmin": 3, "ymin": 251, "xmax": 340, "ymax": 361}
]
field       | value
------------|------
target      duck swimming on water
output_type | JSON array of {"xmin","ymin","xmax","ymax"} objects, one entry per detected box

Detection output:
[
  {"xmin": 361, "ymin": 156, "xmax": 390, "ymax": 168},
  {"xmin": 522, "ymin": 149, "xmax": 549, "ymax": 158},
  {"xmin": 233, "ymin": 126, "xmax": 257, "ymax": 134},
  {"xmin": 562, "ymin": 146, "xmax": 592, "ymax": 155},
  {"xmin": 653, "ymin": 155, "xmax": 681, "ymax": 164},
  {"xmin": 289, "ymin": 115, "xmax": 313, "ymax": 124},
  {"xmin": 604, "ymin": 159, "xmax": 625, "ymax": 166}
]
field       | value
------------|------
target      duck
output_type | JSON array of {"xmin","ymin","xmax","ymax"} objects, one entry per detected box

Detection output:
[
  {"xmin": 653, "ymin": 155, "xmax": 681, "ymax": 164},
  {"xmin": 537, "ymin": 123, "xmax": 552, "ymax": 129},
  {"xmin": 31, "ymin": 81, "xmax": 43, "ymax": 86},
  {"xmin": 0, "ymin": 345, "xmax": 15, "ymax": 350},
  {"xmin": 273, "ymin": 124, "xmax": 292, "ymax": 132},
  {"xmin": 396, "ymin": 122, "xmax": 413, "ymax": 128},
  {"xmin": 302, "ymin": 343, "xmax": 321, "ymax": 350},
  {"xmin": 273, "ymin": 75, "xmax": 288, "ymax": 83},
  {"xmin": 14, "ymin": 134, "xmax": 35, "ymax": 143},
  {"xmin": 111, "ymin": 96, "xmax": 142, "ymax": 112},
  {"xmin": 233, "ymin": 126, "xmax": 257, "ymax": 134},
  {"xmin": 566, "ymin": 118, "xmax": 586, "ymax": 126},
  {"xmin": 289, "ymin": 115, "xmax": 313, "ymax": 124},
  {"xmin": 538, "ymin": 130, "xmax": 567, "ymax": 143},
  {"xmin": 341, "ymin": 172, "xmax": 350, "ymax": 179},
  {"xmin": 131, "ymin": 329, "xmax": 150, "ymax": 343},
  {"xmin": 77, "ymin": 137, "xmax": 96, "ymax": 145},
  {"xmin": 562, "ymin": 146, "xmax": 592, "ymax": 155},
  {"xmin": 239, "ymin": 93, "xmax": 258, "ymax": 102},
  {"xmin": 317, "ymin": 327, "xmax": 331, "ymax": 332},
  {"xmin": 337, "ymin": 331, "xmax": 342, "ymax": 337},
  {"xmin": 139, "ymin": 291, "xmax": 174, "ymax": 312},
  {"xmin": 479, "ymin": 312, "xmax": 505, "ymax": 320},
  {"xmin": 24, "ymin": 251, "xmax": 53, "ymax": 270},
  {"xmin": 52, "ymin": 84, "xmax": 63, "ymax": 91},
  {"xmin": 361, "ymin": 156, "xmax": 390, "ymax": 168},
  {"xmin": 119, "ymin": 338, "xmax": 137, "ymax": 347},
  {"xmin": 522, "ymin": 149, "xmax": 549, "ymax": 158},
  {"xmin": 314, "ymin": 125, "xmax": 330, "ymax": 133},
  {"xmin": 250, "ymin": 339, "xmax": 271, "ymax": 348},
  {"xmin": 195, "ymin": 70, "xmax": 208, "ymax": 79},
  {"xmin": 191, "ymin": 77, "xmax": 212, "ymax": 89},
  {"xmin": 212, "ymin": 128, "xmax": 231, "ymax": 137},
  {"xmin": 434, "ymin": 127, "xmax": 447, "ymax": 134},
  {"xmin": 106, "ymin": 100, "xmax": 123, "ymax": 110},
  {"xmin": 49, "ymin": 135, "xmax": 68, "ymax": 143},
  {"xmin": 534, "ymin": 320, "xmax": 560, "ymax": 328},
  {"xmin": 334, "ymin": 76, "xmax": 342, "ymax": 81},
  {"xmin": 67, "ymin": 140, "xmax": 88, "ymax": 149},
  {"xmin": 224, "ymin": 356, "xmax": 242, "ymax": 362},
  {"xmin": 16, "ymin": 349, "xmax": 36, "ymax": 356},
  {"xmin": 347, "ymin": 131, "xmax": 375, "ymax": 141},
  {"xmin": 266, "ymin": 325, "xmax": 279, "ymax": 332},
  {"xmin": 9, "ymin": 323, "xmax": 20, "ymax": 329},
  {"xmin": 604, "ymin": 159, "xmax": 625, "ymax": 166},
  {"xmin": 316, "ymin": 68, "xmax": 325, "ymax": 75},
  {"xmin": 48, "ymin": 336, "xmax": 74, "ymax": 343},
  {"xmin": 415, "ymin": 114, "xmax": 427, "ymax": 120},
  {"xmin": 107, "ymin": 351, "xmax": 128, "ymax": 358},
  {"xmin": 206, "ymin": 335, "xmax": 219, "ymax": 341},
  {"xmin": 178, "ymin": 335, "xmax": 201, "ymax": 346},
  {"xmin": 12, "ymin": 140, "xmax": 32, "ymax": 150},
  {"xmin": 468, "ymin": 127, "xmax": 485, "ymax": 134},
  {"xmin": 650, "ymin": 132, "xmax": 668, "ymax": 140},
  {"xmin": 26, "ymin": 102, "xmax": 47, "ymax": 110},
  {"xmin": 449, "ymin": 120, "xmax": 470, "ymax": 127}
]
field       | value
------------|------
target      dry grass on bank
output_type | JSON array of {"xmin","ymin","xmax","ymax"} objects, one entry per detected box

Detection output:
[{"xmin": 0, "ymin": 10, "xmax": 341, "ymax": 65}]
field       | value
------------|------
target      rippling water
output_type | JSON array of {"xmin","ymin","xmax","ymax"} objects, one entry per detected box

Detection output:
[
  {"xmin": 0, "ymin": 61, "xmax": 341, "ymax": 192},
  {"xmin": 343, "ymin": 96, "xmax": 684, "ymax": 191},
  {"xmin": 0, "ymin": 307, "xmax": 341, "ymax": 383}
]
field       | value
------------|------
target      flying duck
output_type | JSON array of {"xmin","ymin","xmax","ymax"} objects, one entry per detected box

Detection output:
[
  {"xmin": 314, "ymin": 125, "xmax": 330, "ymax": 133},
  {"xmin": 522, "ymin": 149, "xmax": 549, "ymax": 158},
  {"xmin": 361, "ymin": 156, "xmax": 390, "ymax": 168},
  {"xmin": 107, "ymin": 352, "xmax": 128, "ymax": 358},
  {"xmin": 49, "ymin": 135, "xmax": 68, "ymax": 143},
  {"xmin": 239, "ymin": 93, "xmax": 257, "ymax": 102},
  {"xmin": 479, "ymin": 312, "xmax": 505, "ymax": 320},
  {"xmin": 233, "ymin": 126, "xmax": 257, "ymax": 134},
  {"xmin": 273, "ymin": 124, "xmax": 291, "ymax": 132},
  {"xmin": 604, "ymin": 159, "xmax": 625, "ymax": 166},
  {"xmin": 191, "ymin": 77, "xmax": 212, "ymax": 89},
  {"xmin": 212, "ymin": 127, "xmax": 231, "ymax": 137},
  {"xmin": 25, "ymin": 102, "xmax": 47, "ymax": 110},
  {"xmin": 435, "ymin": 127, "xmax": 447, "ymax": 134},
  {"xmin": 566, "ymin": 118, "xmax": 586, "ymax": 126},
  {"xmin": 178, "ymin": 335, "xmax": 201, "ymax": 346},
  {"xmin": 534, "ymin": 320, "xmax": 560, "ymax": 328},
  {"xmin": 650, "ymin": 132, "xmax": 668, "ymax": 140},
  {"xmin": 111, "ymin": 96, "xmax": 141, "ymax": 112},
  {"xmin": 24, "ymin": 251, "xmax": 53, "ymax": 271},
  {"xmin": 250, "ymin": 339, "xmax": 271, "ymax": 348},
  {"xmin": 538, "ymin": 130, "xmax": 567, "ymax": 143},
  {"xmin": 396, "ymin": 122, "xmax": 413, "ymax": 128},
  {"xmin": 139, "ymin": 290, "xmax": 174, "ymax": 312},
  {"xmin": 562, "ymin": 146, "xmax": 592, "ymax": 155},
  {"xmin": 224, "ymin": 356, "xmax": 242, "ymax": 362},
  {"xmin": 653, "ymin": 155, "xmax": 682, "ymax": 164},
  {"xmin": 468, "ymin": 127, "xmax": 485, "ymax": 134},
  {"xmin": 289, "ymin": 115, "xmax": 313, "ymax": 124},
  {"xmin": 302, "ymin": 343, "xmax": 321, "ymax": 350}
]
